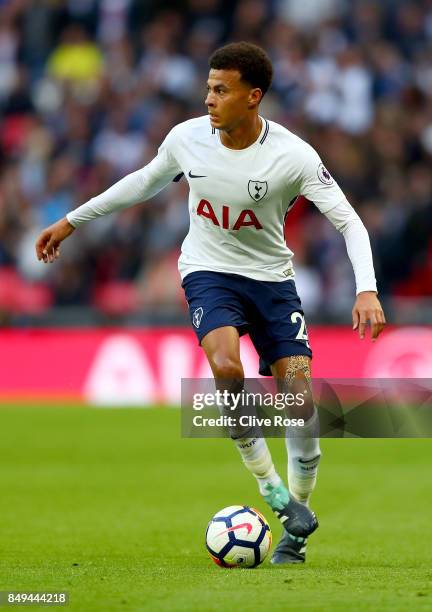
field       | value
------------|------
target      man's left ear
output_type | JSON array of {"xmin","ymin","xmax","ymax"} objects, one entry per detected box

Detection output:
[{"xmin": 248, "ymin": 88, "xmax": 262, "ymax": 108}]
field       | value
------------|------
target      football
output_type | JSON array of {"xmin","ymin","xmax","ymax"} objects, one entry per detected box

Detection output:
[{"xmin": 206, "ymin": 505, "xmax": 272, "ymax": 568}]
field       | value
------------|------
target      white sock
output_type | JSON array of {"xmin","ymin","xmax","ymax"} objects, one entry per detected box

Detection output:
[
  {"xmin": 286, "ymin": 408, "xmax": 321, "ymax": 505},
  {"xmin": 234, "ymin": 437, "xmax": 282, "ymax": 495}
]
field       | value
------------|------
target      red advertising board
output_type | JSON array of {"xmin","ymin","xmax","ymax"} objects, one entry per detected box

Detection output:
[{"xmin": 0, "ymin": 327, "xmax": 430, "ymax": 404}]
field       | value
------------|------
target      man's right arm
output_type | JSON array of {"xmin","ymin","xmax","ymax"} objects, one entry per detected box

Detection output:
[{"xmin": 35, "ymin": 133, "xmax": 181, "ymax": 263}]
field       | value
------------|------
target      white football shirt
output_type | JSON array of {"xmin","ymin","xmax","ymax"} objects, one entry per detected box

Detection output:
[{"xmin": 67, "ymin": 115, "xmax": 377, "ymax": 292}]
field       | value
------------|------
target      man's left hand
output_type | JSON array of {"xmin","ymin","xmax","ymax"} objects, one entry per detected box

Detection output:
[{"xmin": 352, "ymin": 291, "xmax": 386, "ymax": 341}]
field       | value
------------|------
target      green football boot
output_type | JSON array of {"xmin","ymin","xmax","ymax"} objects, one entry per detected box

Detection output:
[{"xmin": 263, "ymin": 483, "xmax": 318, "ymax": 538}]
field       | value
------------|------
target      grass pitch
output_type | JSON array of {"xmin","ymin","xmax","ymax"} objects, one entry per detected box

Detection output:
[{"xmin": 1, "ymin": 406, "xmax": 431, "ymax": 612}]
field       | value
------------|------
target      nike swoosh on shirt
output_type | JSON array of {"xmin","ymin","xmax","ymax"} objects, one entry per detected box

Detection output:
[{"xmin": 188, "ymin": 171, "xmax": 207, "ymax": 178}]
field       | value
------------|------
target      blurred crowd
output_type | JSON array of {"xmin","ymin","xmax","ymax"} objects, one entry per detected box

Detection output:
[{"xmin": 1, "ymin": 0, "xmax": 432, "ymax": 323}]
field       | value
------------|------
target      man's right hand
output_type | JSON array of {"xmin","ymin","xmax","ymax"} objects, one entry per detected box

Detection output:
[{"xmin": 35, "ymin": 217, "xmax": 76, "ymax": 263}]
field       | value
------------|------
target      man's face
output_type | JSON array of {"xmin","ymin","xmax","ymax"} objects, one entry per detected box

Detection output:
[{"xmin": 205, "ymin": 69, "xmax": 260, "ymax": 131}]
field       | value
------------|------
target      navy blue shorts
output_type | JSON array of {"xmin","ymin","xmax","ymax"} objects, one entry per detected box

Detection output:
[{"xmin": 182, "ymin": 271, "xmax": 312, "ymax": 376}]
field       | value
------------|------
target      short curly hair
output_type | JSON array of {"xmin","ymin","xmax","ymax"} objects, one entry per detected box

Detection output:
[{"xmin": 209, "ymin": 42, "xmax": 273, "ymax": 97}]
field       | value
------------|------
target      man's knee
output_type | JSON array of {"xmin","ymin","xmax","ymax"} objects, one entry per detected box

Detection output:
[
  {"xmin": 211, "ymin": 354, "xmax": 244, "ymax": 380},
  {"xmin": 282, "ymin": 355, "xmax": 311, "ymax": 386},
  {"xmin": 272, "ymin": 355, "xmax": 313, "ymax": 419}
]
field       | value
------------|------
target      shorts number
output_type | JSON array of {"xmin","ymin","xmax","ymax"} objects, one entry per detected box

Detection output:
[{"xmin": 291, "ymin": 312, "xmax": 310, "ymax": 348}]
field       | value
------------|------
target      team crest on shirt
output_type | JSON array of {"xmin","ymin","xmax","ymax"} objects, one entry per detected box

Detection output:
[
  {"xmin": 248, "ymin": 180, "xmax": 268, "ymax": 202},
  {"xmin": 193, "ymin": 307, "xmax": 204, "ymax": 328}
]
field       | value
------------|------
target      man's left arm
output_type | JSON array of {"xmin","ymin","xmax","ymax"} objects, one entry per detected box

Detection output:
[
  {"xmin": 296, "ymin": 143, "xmax": 386, "ymax": 341},
  {"xmin": 324, "ymin": 200, "xmax": 386, "ymax": 341}
]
